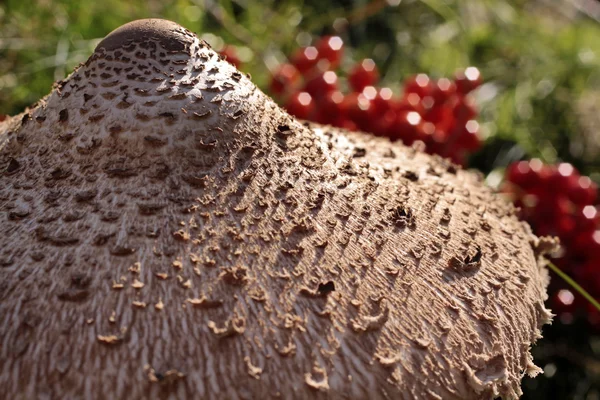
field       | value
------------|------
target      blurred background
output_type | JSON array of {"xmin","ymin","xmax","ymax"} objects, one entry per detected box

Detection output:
[{"xmin": 1, "ymin": 0, "xmax": 599, "ymax": 398}]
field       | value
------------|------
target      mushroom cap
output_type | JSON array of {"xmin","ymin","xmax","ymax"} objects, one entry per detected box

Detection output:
[{"xmin": 0, "ymin": 19, "xmax": 553, "ymax": 400}]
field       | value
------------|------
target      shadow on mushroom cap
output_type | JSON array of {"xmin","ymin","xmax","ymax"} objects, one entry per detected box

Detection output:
[{"xmin": 0, "ymin": 19, "xmax": 555, "ymax": 400}]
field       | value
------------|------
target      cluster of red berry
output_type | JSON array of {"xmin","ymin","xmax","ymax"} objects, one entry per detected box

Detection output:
[
  {"xmin": 265, "ymin": 36, "xmax": 483, "ymax": 165},
  {"xmin": 504, "ymin": 160, "xmax": 600, "ymax": 326},
  {"xmin": 219, "ymin": 45, "xmax": 242, "ymax": 69}
]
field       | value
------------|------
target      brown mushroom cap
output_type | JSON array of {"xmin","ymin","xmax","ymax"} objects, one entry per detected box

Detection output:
[{"xmin": 0, "ymin": 19, "xmax": 554, "ymax": 399}]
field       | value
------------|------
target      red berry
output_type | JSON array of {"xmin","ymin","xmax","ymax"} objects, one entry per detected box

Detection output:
[
  {"xmin": 348, "ymin": 59, "xmax": 379, "ymax": 92},
  {"xmin": 219, "ymin": 45, "xmax": 242, "ymax": 69},
  {"xmin": 456, "ymin": 120, "xmax": 482, "ymax": 151},
  {"xmin": 371, "ymin": 110, "xmax": 396, "ymax": 137},
  {"xmin": 339, "ymin": 119, "xmax": 358, "ymax": 131},
  {"xmin": 452, "ymin": 96, "xmax": 478, "ymax": 123},
  {"xmin": 519, "ymin": 192, "xmax": 543, "ymax": 220},
  {"xmin": 304, "ymin": 70, "xmax": 338, "ymax": 98},
  {"xmin": 418, "ymin": 121, "xmax": 437, "ymax": 145},
  {"xmin": 420, "ymin": 95, "xmax": 435, "ymax": 113},
  {"xmin": 568, "ymin": 176, "xmax": 598, "ymax": 206},
  {"xmin": 570, "ymin": 229, "xmax": 600, "ymax": 258},
  {"xmin": 313, "ymin": 90, "xmax": 346, "ymax": 125},
  {"xmin": 403, "ymin": 74, "xmax": 433, "ymax": 98},
  {"xmin": 547, "ymin": 163, "xmax": 580, "ymax": 192},
  {"xmin": 315, "ymin": 35, "xmax": 344, "ymax": 69},
  {"xmin": 343, "ymin": 92, "xmax": 376, "ymax": 131},
  {"xmin": 395, "ymin": 93, "xmax": 423, "ymax": 114},
  {"xmin": 285, "ymin": 92, "xmax": 314, "ymax": 119},
  {"xmin": 361, "ymin": 86, "xmax": 378, "ymax": 100},
  {"xmin": 506, "ymin": 161, "xmax": 531, "ymax": 187},
  {"xmin": 534, "ymin": 220, "xmax": 557, "ymax": 238},
  {"xmin": 455, "ymin": 67, "xmax": 482, "ymax": 94},
  {"xmin": 586, "ymin": 268, "xmax": 600, "ymax": 290},
  {"xmin": 431, "ymin": 78, "xmax": 457, "ymax": 104},
  {"xmin": 505, "ymin": 159, "xmax": 548, "ymax": 191},
  {"xmin": 424, "ymin": 104, "xmax": 454, "ymax": 133},
  {"xmin": 269, "ymin": 64, "xmax": 301, "ymax": 96},
  {"xmin": 575, "ymin": 205, "xmax": 599, "ymax": 233},
  {"xmin": 291, "ymin": 46, "xmax": 319, "ymax": 74},
  {"xmin": 389, "ymin": 111, "xmax": 423, "ymax": 145},
  {"xmin": 426, "ymin": 125, "xmax": 452, "ymax": 155},
  {"xmin": 448, "ymin": 149, "xmax": 467, "ymax": 166},
  {"xmin": 371, "ymin": 87, "xmax": 394, "ymax": 114},
  {"xmin": 573, "ymin": 259, "xmax": 599, "ymax": 296},
  {"xmin": 362, "ymin": 86, "xmax": 395, "ymax": 117},
  {"xmin": 535, "ymin": 194, "xmax": 571, "ymax": 219},
  {"xmin": 557, "ymin": 215, "xmax": 577, "ymax": 239}
]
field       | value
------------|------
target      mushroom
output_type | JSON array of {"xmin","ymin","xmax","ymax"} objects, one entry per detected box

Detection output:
[{"xmin": 0, "ymin": 19, "xmax": 555, "ymax": 399}]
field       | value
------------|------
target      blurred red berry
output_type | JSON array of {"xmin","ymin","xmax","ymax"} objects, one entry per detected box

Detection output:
[
  {"xmin": 575, "ymin": 205, "xmax": 599, "ymax": 233},
  {"xmin": 275, "ymin": 42, "xmax": 486, "ymax": 169},
  {"xmin": 579, "ymin": 257, "xmax": 599, "ymax": 277},
  {"xmin": 291, "ymin": 46, "xmax": 319, "ymax": 74},
  {"xmin": 568, "ymin": 176, "xmax": 598, "ymax": 206},
  {"xmin": 285, "ymin": 92, "xmax": 314, "ymax": 119},
  {"xmin": 455, "ymin": 67, "xmax": 482, "ymax": 94},
  {"xmin": 431, "ymin": 78, "xmax": 457, "ymax": 104},
  {"xmin": 389, "ymin": 111, "xmax": 423, "ymax": 145},
  {"xmin": 304, "ymin": 70, "xmax": 338, "ymax": 98},
  {"xmin": 315, "ymin": 35, "xmax": 344, "ymax": 69},
  {"xmin": 269, "ymin": 64, "xmax": 301, "ymax": 96},
  {"xmin": 574, "ymin": 259, "xmax": 599, "ymax": 298},
  {"xmin": 371, "ymin": 87, "xmax": 394, "ymax": 113},
  {"xmin": 506, "ymin": 161, "xmax": 531, "ymax": 188},
  {"xmin": 557, "ymin": 215, "xmax": 577, "ymax": 239},
  {"xmin": 587, "ymin": 269, "xmax": 600, "ymax": 289},
  {"xmin": 219, "ymin": 45, "xmax": 242, "ymax": 69},
  {"xmin": 547, "ymin": 163, "xmax": 580, "ymax": 193},
  {"xmin": 426, "ymin": 125, "xmax": 453, "ymax": 155},
  {"xmin": 535, "ymin": 194, "xmax": 572, "ymax": 219},
  {"xmin": 396, "ymin": 93, "xmax": 423, "ymax": 114},
  {"xmin": 424, "ymin": 104, "xmax": 454, "ymax": 133},
  {"xmin": 371, "ymin": 110, "xmax": 396, "ymax": 137},
  {"xmin": 348, "ymin": 59, "xmax": 379, "ymax": 92},
  {"xmin": 361, "ymin": 86, "xmax": 378, "ymax": 100},
  {"xmin": 362, "ymin": 86, "xmax": 395, "ymax": 117},
  {"xmin": 418, "ymin": 121, "xmax": 437, "ymax": 145},
  {"xmin": 570, "ymin": 229, "xmax": 600, "ymax": 258},
  {"xmin": 452, "ymin": 96, "xmax": 478, "ymax": 123},
  {"xmin": 448, "ymin": 149, "xmax": 467, "ymax": 166},
  {"xmin": 506, "ymin": 159, "xmax": 548, "ymax": 191},
  {"xmin": 456, "ymin": 120, "xmax": 482, "ymax": 152},
  {"xmin": 339, "ymin": 119, "xmax": 358, "ymax": 131},
  {"xmin": 420, "ymin": 95, "xmax": 435, "ymax": 113},
  {"xmin": 403, "ymin": 74, "xmax": 432, "ymax": 98},
  {"xmin": 313, "ymin": 90, "xmax": 346, "ymax": 125},
  {"xmin": 343, "ymin": 92, "xmax": 376, "ymax": 131}
]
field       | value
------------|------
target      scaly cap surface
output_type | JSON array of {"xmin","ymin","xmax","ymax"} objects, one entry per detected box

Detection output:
[{"xmin": 0, "ymin": 19, "xmax": 554, "ymax": 400}]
